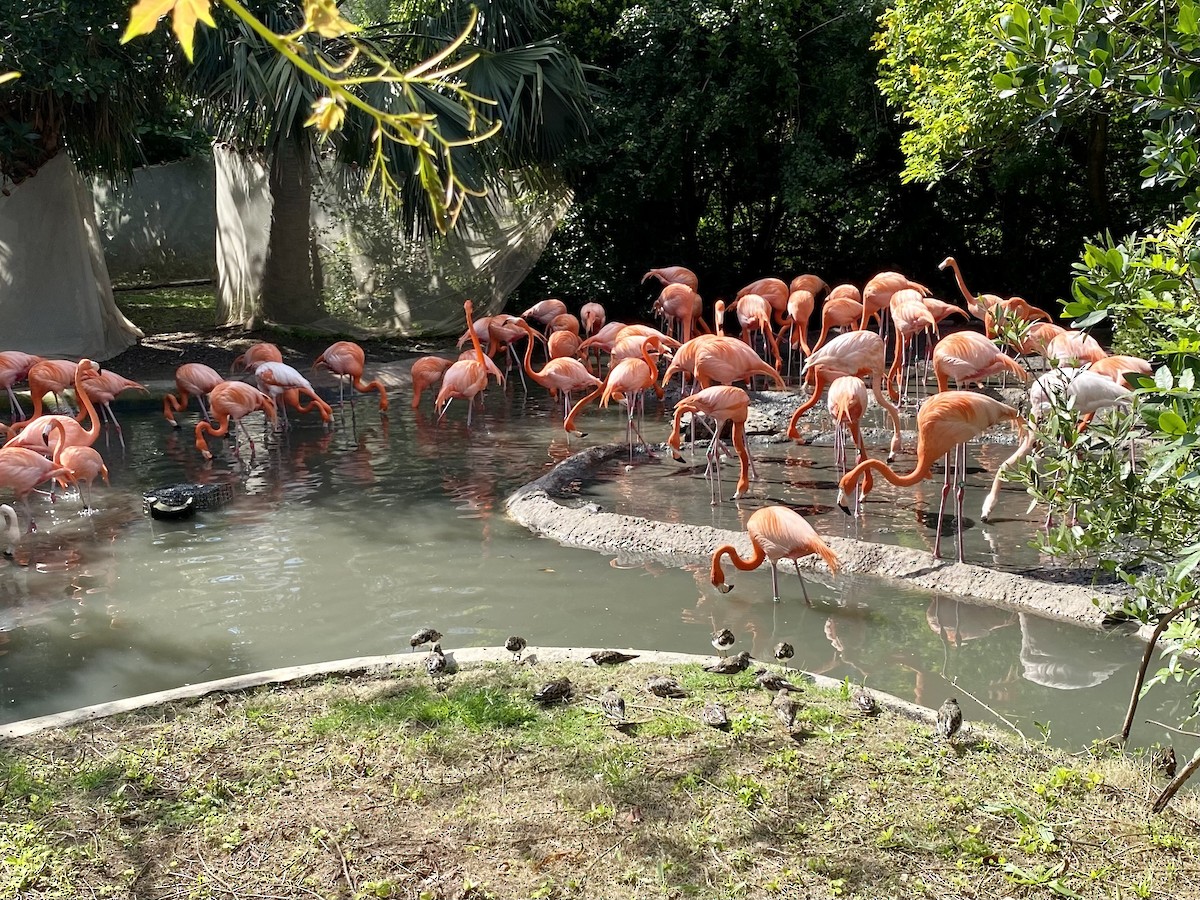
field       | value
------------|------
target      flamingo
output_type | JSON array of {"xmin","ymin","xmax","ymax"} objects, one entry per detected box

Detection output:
[
  {"xmin": 254, "ymin": 361, "xmax": 333, "ymax": 427},
  {"xmin": 777, "ymin": 288, "xmax": 815, "ymax": 364},
  {"xmin": 437, "ymin": 299, "xmax": 494, "ymax": 426},
  {"xmin": 654, "ymin": 282, "xmax": 704, "ymax": 344},
  {"xmin": 485, "ymin": 314, "xmax": 542, "ymax": 387},
  {"xmin": 938, "ymin": 256, "xmax": 1005, "ymax": 321},
  {"xmin": 0, "ymin": 351, "xmax": 43, "ymax": 422},
  {"xmin": 521, "ymin": 299, "xmax": 568, "ymax": 330},
  {"xmin": 231, "ymin": 342, "xmax": 283, "ymax": 373},
  {"xmin": 786, "ymin": 330, "xmax": 903, "ymax": 460},
  {"xmin": 1045, "ymin": 330, "xmax": 1107, "ymax": 367},
  {"xmin": 691, "ymin": 336, "xmax": 787, "ymax": 391},
  {"xmin": 736, "ymin": 278, "xmax": 790, "ymax": 328},
  {"xmin": 727, "ymin": 293, "xmax": 782, "ymax": 370},
  {"xmin": 710, "ymin": 505, "xmax": 840, "ymax": 603},
  {"xmin": 549, "ymin": 313, "xmax": 580, "ymax": 336},
  {"xmin": 580, "ymin": 302, "xmax": 606, "ymax": 337},
  {"xmin": 981, "ymin": 368, "xmax": 1134, "ymax": 523},
  {"xmin": 164, "ymin": 363, "xmax": 224, "ymax": 427},
  {"xmin": 565, "ymin": 335, "xmax": 665, "ymax": 458},
  {"xmin": 6, "ymin": 359, "xmax": 102, "ymax": 456},
  {"xmin": 660, "ymin": 302, "xmax": 728, "ymax": 394},
  {"xmin": 548, "ymin": 330, "xmax": 582, "ymax": 361},
  {"xmin": 827, "ymin": 375, "xmax": 873, "ymax": 508},
  {"xmin": 79, "ymin": 369, "xmax": 148, "ymax": 448},
  {"xmin": 812, "ymin": 287, "xmax": 866, "ymax": 352},
  {"xmin": 789, "ymin": 273, "xmax": 829, "ymax": 298},
  {"xmin": 933, "ymin": 331, "xmax": 1028, "ymax": 392},
  {"xmin": 516, "ymin": 320, "xmax": 602, "ymax": 423},
  {"xmin": 1, "ymin": 503, "xmax": 18, "ymax": 556},
  {"xmin": 666, "ymin": 385, "xmax": 753, "ymax": 504},
  {"xmin": 410, "ymin": 356, "xmax": 454, "ymax": 410},
  {"xmin": 195, "ymin": 380, "xmax": 278, "ymax": 459},
  {"xmin": 985, "ymin": 296, "xmax": 1055, "ymax": 338},
  {"xmin": 886, "ymin": 289, "xmax": 937, "ymax": 401},
  {"xmin": 860, "ymin": 271, "xmax": 930, "ymax": 332},
  {"xmin": 313, "ymin": 341, "xmax": 389, "ymax": 413},
  {"xmin": 43, "ymin": 419, "xmax": 108, "ymax": 511},
  {"xmin": 0, "ymin": 445, "xmax": 70, "ymax": 532},
  {"xmin": 921, "ymin": 297, "xmax": 970, "ymax": 334},
  {"xmin": 837, "ymin": 391, "xmax": 1023, "ymax": 562},
  {"xmin": 1087, "ymin": 354, "xmax": 1152, "ymax": 387},
  {"xmin": 642, "ymin": 266, "xmax": 699, "ymax": 290},
  {"xmin": 11, "ymin": 359, "xmax": 79, "ymax": 427}
]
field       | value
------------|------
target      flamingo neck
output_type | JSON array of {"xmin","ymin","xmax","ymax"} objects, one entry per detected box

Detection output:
[
  {"xmin": 710, "ymin": 540, "xmax": 767, "ymax": 587},
  {"xmin": 74, "ymin": 368, "xmax": 101, "ymax": 441},
  {"xmin": 464, "ymin": 304, "xmax": 486, "ymax": 365}
]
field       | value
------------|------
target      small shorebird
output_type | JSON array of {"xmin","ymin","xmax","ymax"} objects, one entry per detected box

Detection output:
[
  {"xmin": 936, "ymin": 698, "xmax": 963, "ymax": 741},
  {"xmin": 853, "ymin": 685, "xmax": 879, "ymax": 716},
  {"xmin": 772, "ymin": 689, "xmax": 799, "ymax": 730},
  {"xmin": 755, "ymin": 668, "xmax": 801, "ymax": 692},
  {"xmin": 410, "ymin": 627, "xmax": 442, "ymax": 652},
  {"xmin": 700, "ymin": 701, "xmax": 730, "ymax": 730},
  {"xmin": 600, "ymin": 685, "xmax": 626, "ymax": 723},
  {"xmin": 646, "ymin": 675, "xmax": 688, "ymax": 699},
  {"xmin": 1153, "ymin": 746, "xmax": 1177, "ymax": 778},
  {"xmin": 504, "ymin": 635, "xmax": 527, "ymax": 662},
  {"xmin": 774, "ymin": 642, "xmax": 795, "ymax": 668},
  {"xmin": 424, "ymin": 644, "xmax": 447, "ymax": 689},
  {"xmin": 711, "ymin": 628, "xmax": 735, "ymax": 657},
  {"xmin": 534, "ymin": 677, "xmax": 573, "ymax": 704},
  {"xmin": 705, "ymin": 651, "xmax": 752, "ymax": 675},
  {"xmin": 588, "ymin": 649, "xmax": 639, "ymax": 666}
]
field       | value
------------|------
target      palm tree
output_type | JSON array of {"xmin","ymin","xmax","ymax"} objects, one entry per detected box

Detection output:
[{"xmin": 192, "ymin": 0, "xmax": 594, "ymax": 326}]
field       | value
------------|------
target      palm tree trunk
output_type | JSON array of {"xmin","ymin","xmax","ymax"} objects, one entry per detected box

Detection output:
[{"xmin": 261, "ymin": 136, "xmax": 323, "ymax": 324}]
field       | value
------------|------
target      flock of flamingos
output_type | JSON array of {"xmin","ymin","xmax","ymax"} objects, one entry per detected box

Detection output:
[{"xmin": 0, "ymin": 257, "xmax": 1145, "ymax": 597}]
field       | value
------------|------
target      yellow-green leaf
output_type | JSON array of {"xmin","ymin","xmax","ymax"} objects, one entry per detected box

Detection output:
[
  {"xmin": 170, "ymin": 0, "xmax": 217, "ymax": 62},
  {"xmin": 122, "ymin": 0, "xmax": 176, "ymax": 44}
]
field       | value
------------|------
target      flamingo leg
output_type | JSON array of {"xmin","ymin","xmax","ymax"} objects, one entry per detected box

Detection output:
[
  {"xmin": 7, "ymin": 387, "xmax": 24, "ymax": 422},
  {"xmin": 935, "ymin": 450, "xmax": 952, "ymax": 559},
  {"xmin": 955, "ymin": 441, "xmax": 967, "ymax": 564},
  {"xmin": 793, "ymin": 559, "xmax": 813, "ymax": 607},
  {"xmin": 770, "ymin": 561, "xmax": 781, "ymax": 602}
]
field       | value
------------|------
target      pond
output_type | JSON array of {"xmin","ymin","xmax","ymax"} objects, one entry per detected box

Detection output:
[{"xmin": 0, "ymin": 381, "xmax": 1191, "ymax": 761}]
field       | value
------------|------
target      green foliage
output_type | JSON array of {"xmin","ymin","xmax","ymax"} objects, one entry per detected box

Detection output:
[
  {"xmin": 0, "ymin": 0, "xmax": 199, "ymax": 183},
  {"xmin": 875, "ymin": 0, "xmax": 1027, "ymax": 183},
  {"xmin": 311, "ymin": 685, "xmax": 540, "ymax": 734},
  {"xmin": 997, "ymin": 0, "xmax": 1200, "ymax": 205}
]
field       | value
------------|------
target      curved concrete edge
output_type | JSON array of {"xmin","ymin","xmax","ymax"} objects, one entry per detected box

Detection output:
[
  {"xmin": 505, "ymin": 443, "xmax": 1128, "ymax": 629},
  {"xmin": 0, "ymin": 646, "xmax": 952, "ymax": 740}
]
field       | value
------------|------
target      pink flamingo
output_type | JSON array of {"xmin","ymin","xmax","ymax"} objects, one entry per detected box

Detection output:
[
  {"xmin": 0, "ymin": 351, "xmax": 43, "ymax": 422},
  {"xmin": 933, "ymin": 332, "xmax": 1028, "ymax": 392},
  {"xmin": 838, "ymin": 391, "xmax": 1023, "ymax": 562},
  {"xmin": 79, "ymin": 369, "xmax": 148, "ymax": 448},
  {"xmin": 811, "ymin": 287, "xmax": 867, "ymax": 352},
  {"xmin": 580, "ymin": 302, "xmax": 606, "ymax": 337},
  {"xmin": 886, "ymin": 289, "xmax": 937, "ymax": 401},
  {"xmin": 521, "ymin": 299, "xmax": 568, "ymax": 331},
  {"xmin": 860, "ymin": 271, "xmax": 930, "ymax": 332},
  {"xmin": 517, "ymin": 321, "xmax": 602, "ymax": 422},
  {"xmin": 666, "ymin": 385, "xmax": 754, "ymax": 504},
  {"xmin": 410, "ymin": 357, "xmax": 455, "ymax": 410},
  {"xmin": 6, "ymin": 359, "xmax": 102, "ymax": 456},
  {"xmin": 1087, "ymin": 354, "xmax": 1152, "ymax": 387},
  {"xmin": 164, "ymin": 363, "xmax": 224, "ymax": 427},
  {"xmin": 710, "ymin": 505, "xmax": 840, "ymax": 603},
  {"xmin": 736, "ymin": 278, "xmax": 790, "ymax": 328},
  {"xmin": 654, "ymin": 282, "xmax": 704, "ymax": 344},
  {"xmin": 642, "ymin": 266, "xmax": 699, "ymax": 290},
  {"xmin": 0, "ymin": 445, "xmax": 70, "ymax": 531},
  {"xmin": 827, "ymin": 375, "xmax": 873, "ymax": 508},
  {"xmin": 437, "ymin": 300, "xmax": 495, "ymax": 426},
  {"xmin": 231, "ymin": 342, "xmax": 283, "ymax": 373},
  {"xmin": 254, "ymin": 362, "xmax": 333, "ymax": 427},
  {"xmin": 313, "ymin": 341, "xmax": 389, "ymax": 413},
  {"xmin": 43, "ymin": 419, "xmax": 108, "ymax": 511},
  {"xmin": 11, "ymin": 359, "xmax": 79, "ymax": 427},
  {"xmin": 727, "ymin": 293, "xmax": 782, "ymax": 370},
  {"xmin": 565, "ymin": 335, "xmax": 666, "ymax": 457},
  {"xmin": 786, "ymin": 330, "xmax": 902, "ymax": 460},
  {"xmin": 195, "ymin": 381, "xmax": 278, "ymax": 459},
  {"xmin": 1045, "ymin": 330, "xmax": 1107, "ymax": 367}
]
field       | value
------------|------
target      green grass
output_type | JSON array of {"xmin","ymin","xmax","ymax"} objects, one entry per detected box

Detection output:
[
  {"xmin": 114, "ymin": 285, "xmax": 216, "ymax": 335},
  {"xmin": 310, "ymin": 684, "xmax": 540, "ymax": 735}
]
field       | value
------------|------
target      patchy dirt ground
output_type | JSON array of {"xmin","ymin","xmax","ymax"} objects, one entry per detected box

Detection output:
[{"xmin": 3, "ymin": 656, "xmax": 1196, "ymax": 900}]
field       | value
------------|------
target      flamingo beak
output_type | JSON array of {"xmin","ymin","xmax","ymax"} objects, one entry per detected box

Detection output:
[
  {"xmin": 836, "ymin": 488, "xmax": 851, "ymax": 516},
  {"xmin": 671, "ymin": 449, "xmax": 685, "ymax": 463},
  {"xmin": 716, "ymin": 583, "xmax": 733, "ymax": 595}
]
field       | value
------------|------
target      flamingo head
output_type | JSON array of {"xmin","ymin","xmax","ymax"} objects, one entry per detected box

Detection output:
[
  {"xmin": 937, "ymin": 257, "xmax": 954, "ymax": 271},
  {"xmin": 836, "ymin": 486, "xmax": 851, "ymax": 515}
]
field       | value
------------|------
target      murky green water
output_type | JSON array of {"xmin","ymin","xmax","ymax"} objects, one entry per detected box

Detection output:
[{"xmin": 0, "ymin": 386, "xmax": 1191, "ymax": 762}]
